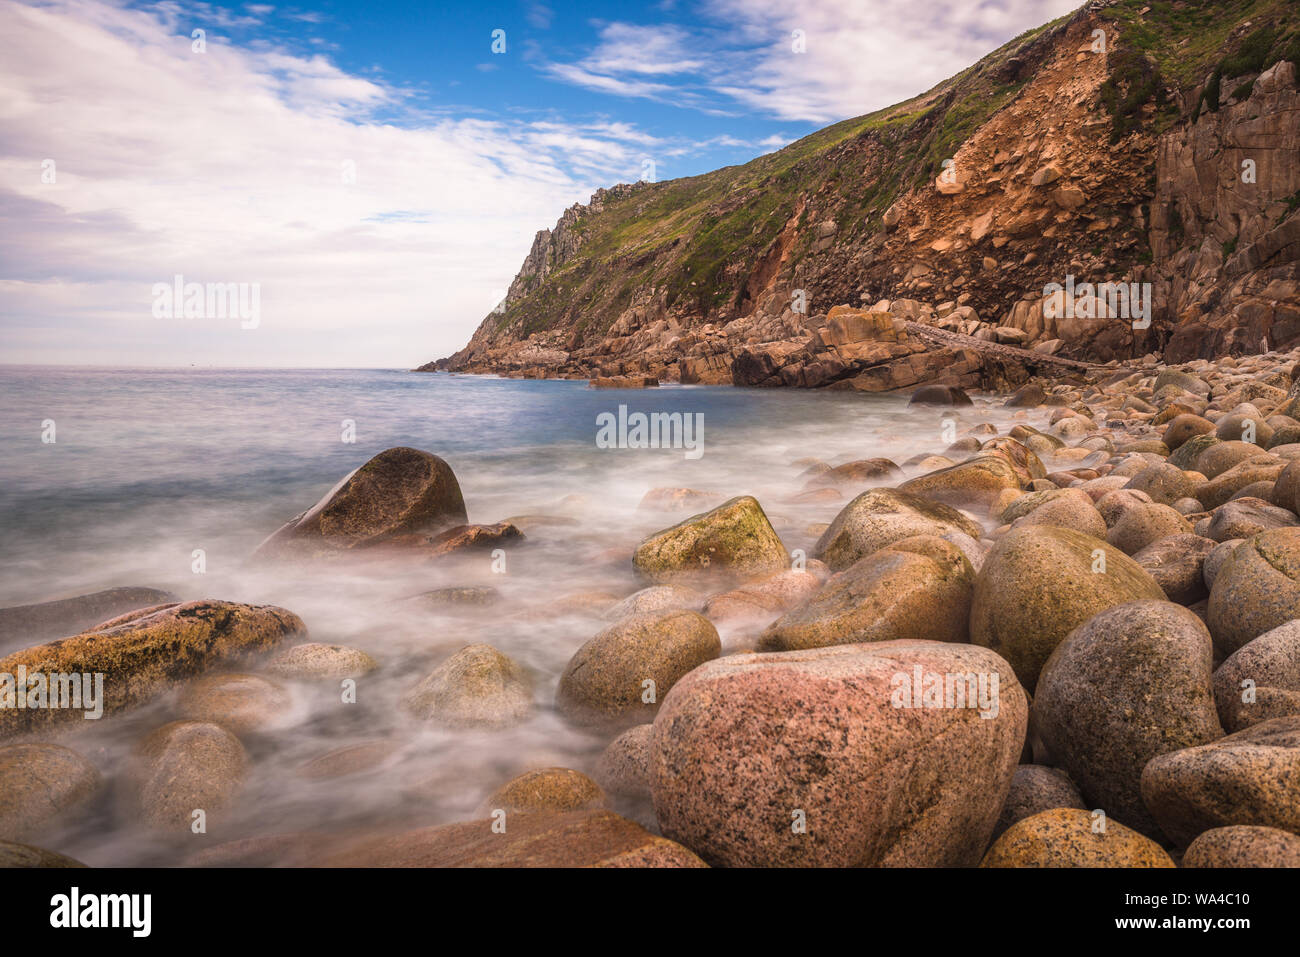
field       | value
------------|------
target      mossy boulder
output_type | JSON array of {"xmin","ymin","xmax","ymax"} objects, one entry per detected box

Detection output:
[{"xmin": 632, "ymin": 496, "xmax": 788, "ymax": 586}]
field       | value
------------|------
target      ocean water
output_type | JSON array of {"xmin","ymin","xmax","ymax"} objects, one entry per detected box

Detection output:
[{"xmin": 0, "ymin": 366, "xmax": 1044, "ymax": 865}]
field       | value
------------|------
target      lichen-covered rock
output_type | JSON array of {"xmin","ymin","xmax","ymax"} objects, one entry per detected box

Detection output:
[
  {"xmin": 255, "ymin": 447, "xmax": 467, "ymax": 556},
  {"xmin": 650, "ymin": 640, "xmax": 1027, "ymax": 867},
  {"xmin": 980, "ymin": 809, "xmax": 1175, "ymax": 867},
  {"xmin": 812, "ymin": 487, "xmax": 982, "ymax": 572},
  {"xmin": 632, "ymin": 496, "xmax": 789, "ymax": 586},
  {"xmin": 404, "ymin": 644, "xmax": 534, "ymax": 729},
  {"xmin": 557, "ymin": 611, "xmax": 720, "ymax": 732},
  {"xmin": 1032, "ymin": 601, "xmax": 1223, "ymax": 836},
  {"xmin": 0, "ymin": 600, "xmax": 305, "ymax": 740},
  {"xmin": 970, "ymin": 526, "xmax": 1165, "ymax": 690},
  {"xmin": 759, "ymin": 536, "xmax": 973, "ymax": 651}
]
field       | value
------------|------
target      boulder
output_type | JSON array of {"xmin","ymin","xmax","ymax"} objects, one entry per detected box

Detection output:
[
  {"xmin": 1182, "ymin": 826, "xmax": 1300, "ymax": 867},
  {"xmin": 970, "ymin": 526, "xmax": 1165, "ymax": 690},
  {"xmin": 1124, "ymin": 464, "xmax": 1196, "ymax": 505},
  {"xmin": 897, "ymin": 455, "xmax": 1023, "ymax": 509},
  {"xmin": 320, "ymin": 810, "xmax": 705, "ymax": 867},
  {"xmin": 1141, "ymin": 716, "xmax": 1300, "ymax": 846},
  {"xmin": 650, "ymin": 640, "xmax": 1027, "ymax": 866},
  {"xmin": 0, "ymin": 743, "xmax": 101, "ymax": 842},
  {"xmin": 556, "ymin": 611, "xmax": 720, "ymax": 732},
  {"xmin": 265, "ymin": 642, "xmax": 378, "ymax": 680},
  {"xmin": 0, "ymin": 600, "xmax": 304, "ymax": 740},
  {"xmin": 1032, "ymin": 601, "xmax": 1223, "ymax": 836},
  {"xmin": 1009, "ymin": 488, "xmax": 1106, "ymax": 539},
  {"xmin": 1203, "ymin": 497, "xmax": 1299, "ymax": 541},
  {"xmin": 980, "ymin": 809, "xmax": 1175, "ymax": 867},
  {"xmin": 1132, "ymin": 534, "xmax": 1216, "ymax": 604},
  {"xmin": 760, "ymin": 536, "xmax": 973, "ymax": 651},
  {"xmin": 255, "ymin": 447, "xmax": 467, "ymax": 556},
  {"xmin": 0, "ymin": 587, "xmax": 177, "ymax": 646},
  {"xmin": 129, "ymin": 721, "xmax": 247, "ymax": 831},
  {"xmin": 812, "ymin": 487, "xmax": 983, "ymax": 572},
  {"xmin": 992, "ymin": 765, "xmax": 1086, "ymax": 841},
  {"xmin": 606, "ymin": 585, "xmax": 703, "ymax": 620},
  {"xmin": 480, "ymin": 768, "xmax": 606, "ymax": 815},
  {"xmin": 1213, "ymin": 621, "xmax": 1300, "ymax": 731},
  {"xmin": 594, "ymin": 724, "xmax": 653, "ymax": 799},
  {"xmin": 701, "ymin": 569, "xmax": 824, "ymax": 625},
  {"xmin": 909, "ymin": 385, "xmax": 973, "ymax": 406},
  {"xmin": 632, "ymin": 496, "xmax": 788, "ymax": 586},
  {"xmin": 1106, "ymin": 503, "xmax": 1192, "ymax": 554},
  {"xmin": 177, "ymin": 673, "xmax": 293, "ymax": 735},
  {"xmin": 0, "ymin": 840, "xmax": 87, "ymax": 868},
  {"xmin": 1207, "ymin": 528, "xmax": 1300, "ymax": 655}
]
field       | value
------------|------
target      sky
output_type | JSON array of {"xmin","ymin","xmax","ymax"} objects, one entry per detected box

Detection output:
[{"xmin": 0, "ymin": 0, "xmax": 1082, "ymax": 367}]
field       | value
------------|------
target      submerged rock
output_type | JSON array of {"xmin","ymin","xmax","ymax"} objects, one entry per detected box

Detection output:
[
  {"xmin": 128, "ymin": 721, "xmax": 248, "ymax": 832},
  {"xmin": 479, "ymin": 768, "xmax": 607, "ymax": 815},
  {"xmin": 404, "ymin": 644, "xmax": 533, "ymax": 729},
  {"xmin": 265, "ymin": 642, "xmax": 378, "ymax": 680},
  {"xmin": 177, "ymin": 673, "xmax": 293, "ymax": 735},
  {"xmin": 0, "ymin": 586, "xmax": 177, "ymax": 646},
  {"xmin": 0, "ymin": 743, "xmax": 101, "ymax": 842}
]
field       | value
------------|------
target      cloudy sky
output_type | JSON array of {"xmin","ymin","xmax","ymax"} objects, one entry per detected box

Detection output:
[{"xmin": 0, "ymin": 0, "xmax": 1081, "ymax": 367}]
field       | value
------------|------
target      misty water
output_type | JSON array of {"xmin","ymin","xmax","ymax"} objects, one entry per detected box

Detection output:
[{"xmin": 0, "ymin": 366, "xmax": 1049, "ymax": 865}]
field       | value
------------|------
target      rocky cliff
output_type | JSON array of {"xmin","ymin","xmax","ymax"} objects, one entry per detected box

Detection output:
[{"xmin": 423, "ymin": 0, "xmax": 1300, "ymax": 391}]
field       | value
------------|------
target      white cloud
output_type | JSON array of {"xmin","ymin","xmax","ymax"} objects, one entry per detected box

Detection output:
[{"xmin": 0, "ymin": 0, "xmax": 658, "ymax": 366}]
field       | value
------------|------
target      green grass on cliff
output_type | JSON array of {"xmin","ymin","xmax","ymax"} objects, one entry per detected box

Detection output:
[{"xmin": 487, "ymin": 0, "xmax": 1300, "ymax": 347}]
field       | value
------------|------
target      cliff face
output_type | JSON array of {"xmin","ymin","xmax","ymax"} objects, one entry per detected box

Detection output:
[{"xmin": 424, "ymin": 0, "xmax": 1300, "ymax": 389}]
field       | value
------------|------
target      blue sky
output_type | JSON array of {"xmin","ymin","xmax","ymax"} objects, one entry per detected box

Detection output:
[{"xmin": 0, "ymin": 0, "xmax": 1081, "ymax": 366}]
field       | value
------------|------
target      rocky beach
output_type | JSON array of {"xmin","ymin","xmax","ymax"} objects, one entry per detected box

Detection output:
[{"xmin": 4, "ymin": 347, "xmax": 1300, "ymax": 868}]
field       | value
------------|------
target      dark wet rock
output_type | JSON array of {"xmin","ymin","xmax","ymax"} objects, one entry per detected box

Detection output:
[
  {"xmin": 909, "ymin": 384, "xmax": 972, "ymax": 406},
  {"xmin": 256, "ymin": 447, "xmax": 467, "ymax": 557}
]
